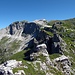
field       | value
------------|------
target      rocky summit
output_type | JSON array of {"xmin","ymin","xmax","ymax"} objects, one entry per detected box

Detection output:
[{"xmin": 0, "ymin": 18, "xmax": 75, "ymax": 75}]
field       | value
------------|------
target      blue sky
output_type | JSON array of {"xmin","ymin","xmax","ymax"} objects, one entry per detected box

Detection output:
[{"xmin": 0, "ymin": 0, "xmax": 75, "ymax": 29}]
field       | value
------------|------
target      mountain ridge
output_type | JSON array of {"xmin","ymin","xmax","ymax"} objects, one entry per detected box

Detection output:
[{"xmin": 0, "ymin": 18, "xmax": 75, "ymax": 75}]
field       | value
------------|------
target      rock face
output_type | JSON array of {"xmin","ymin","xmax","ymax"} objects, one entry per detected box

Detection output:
[
  {"xmin": 8, "ymin": 21, "xmax": 23, "ymax": 35},
  {"xmin": 27, "ymin": 30, "xmax": 48, "ymax": 49},
  {"xmin": 52, "ymin": 33, "xmax": 66, "ymax": 54},
  {"xmin": 22, "ymin": 22, "xmax": 40, "ymax": 35},
  {"xmin": 26, "ymin": 30, "xmax": 67, "ymax": 57},
  {"xmin": 0, "ymin": 21, "xmax": 40, "ymax": 40},
  {"xmin": 7, "ymin": 21, "xmax": 40, "ymax": 37},
  {"xmin": 45, "ymin": 33, "xmax": 66, "ymax": 54},
  {"xmin": 29, "ymin": 43, "xmax": 49, "ymax": 61}
]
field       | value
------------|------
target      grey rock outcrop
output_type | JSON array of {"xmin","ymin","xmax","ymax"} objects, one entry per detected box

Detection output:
[
  {"xmin": 54, "ymin": 55, "xmax": 72, "ymax": 75},
  {"xmin": 52, "ymin": 33, "xmax": 67, "ymax": 54},
  {"xmin": 6, "ymin": 21, "xmax": 40, "ymax": 37},
  {"xmin": 34, "ymin": 19, "xmax": 51, "ymax": 28},
  {"xmin": 52, "ymin": 21, "xmax": 63, "ymax": 30},
  {"xmin": 8, "ymin": 21, "xmax": 23, "ymax": 35},
  {"xmin": 45, "ymin": 33, "xmax": 66, "ymax": 54},
  {"xmin": 0, "ymin": 60, "xmax": 22, "ymax": 75},
  {"xmin": 30, "ymin": 43, "xmax": 48, "ymax": 61}
]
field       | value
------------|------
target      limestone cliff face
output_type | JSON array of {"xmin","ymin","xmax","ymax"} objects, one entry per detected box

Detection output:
[
  {"xmin": 0, "ymin": 19, "xmax": 50, "ymax": 40},
  {"xmin": 0, "ymin": 21, "xmax": 40, "ymax": 39}
]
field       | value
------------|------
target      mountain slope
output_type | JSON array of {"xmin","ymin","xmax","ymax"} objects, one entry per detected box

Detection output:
[{"xmin": 0, "ymin": 18, "xmax": 75, "ymax": 75}]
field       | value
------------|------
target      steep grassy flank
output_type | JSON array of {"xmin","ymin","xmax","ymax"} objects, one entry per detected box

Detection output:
[
  {"xmin": 8, "ymin": 40, "xmax": 21, "ymax": 53},
  {"xmin": 0, "ymin": 37, "xmax": 21, "ymax": 64},
  {"xmin": 0, "ymin": 37, "xmax": 10, "ymax": 63}
]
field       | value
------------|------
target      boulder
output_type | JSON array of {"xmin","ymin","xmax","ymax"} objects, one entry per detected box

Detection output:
[{"xmin": 35, "ymin": 44, "xmax": 47, "ymax": 52}]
